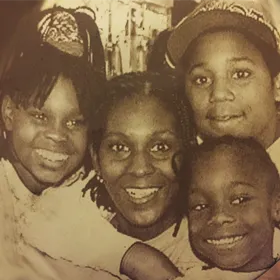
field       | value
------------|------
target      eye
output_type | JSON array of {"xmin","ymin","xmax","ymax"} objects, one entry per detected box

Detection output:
[
  {"xmin": 110, "ymin": 144, "xmax": 130, "ymax": 153},
  {"xmin": 192, "ymin": 76, "xmax": 212, "ymax": 87},
  {"xmin": 232, "ymin": 70, "xmax": 251, "ymax": 79},
  {"xmin": 192, "ymin": 204, "xmax": 207, "ymax": 211},
  {"xmin": 66, "ymin": 119, "xmax": 85, "ymax": 130},
  {"xmin": 32, "ymin": 112, "xmax": 47, "ymax": 122},
  {"xmin": 231, "ymin": 196, "xmax": 251, "ymax": 205},
  {"xmin": 150, "ymin": 143, "xmax": 170, "ymax": 152}
]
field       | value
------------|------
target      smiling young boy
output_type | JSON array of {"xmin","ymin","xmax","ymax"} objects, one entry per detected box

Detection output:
[{"xmin": 183, "ymin": 136, "xmax": 280, "ymax": 277}]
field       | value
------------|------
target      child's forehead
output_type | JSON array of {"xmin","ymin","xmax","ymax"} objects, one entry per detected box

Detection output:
[
  {"xmin": 190, "ymin": 145, "xmax": 271, "ymax": 191},
  {"xmin": 192, "ymin": 145, "xmax": 262, "ymax": 179}
]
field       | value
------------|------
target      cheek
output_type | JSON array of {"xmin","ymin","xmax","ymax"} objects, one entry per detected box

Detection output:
[
  {"xmin": 185, "ymin": 87, "xmax": 208, "ymax": 117},
  {"xmin": 153, "ymin": 159, "xmax": 176, "ymax": 180},
  {"xmin": 12, "ymin": 119, "xmax": 38, "ymax": 148},
  {"xmin": 189, "ymin": 213, "xmax": 207, "ymax": 235},
  {"xmin": 98, "ymin": 155, "xmax": 129, "ymax": 184},
  {"xmin": 71, "ymin": 130, "xmax": 88, "ymax": 155}
]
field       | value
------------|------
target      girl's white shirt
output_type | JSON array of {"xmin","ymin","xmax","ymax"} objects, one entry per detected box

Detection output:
[{"xmin": 0, "ymin": 158, "xmax": 135, "ymax": 280}]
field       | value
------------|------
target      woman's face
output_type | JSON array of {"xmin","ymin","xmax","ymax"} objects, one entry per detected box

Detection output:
[
  {"xmin": 2, "ymin": 75, "xmax": 88, "ymax": 193},
  {"xmin": 95, "ymin": 95, "xmax": 182, "ymax": 228}
]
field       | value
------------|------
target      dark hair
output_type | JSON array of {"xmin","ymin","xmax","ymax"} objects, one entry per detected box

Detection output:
[
  {"xmin": 146, "ymin": 29, "xmax": 172, "ymax": 72},
  {"xmin": 177, "ymin": 135, "xmax": 280, "ymax": 215},
  {"xmin": 0, "ymin": 6, "xmax": 106, "ymax": 174},
  {"xmin": 180, "ymin": 27, "xmax": 280, "ymax": 78},
  {"xmin": 82, "ymin": 71, "xmax": 197, "ymax": 235}
]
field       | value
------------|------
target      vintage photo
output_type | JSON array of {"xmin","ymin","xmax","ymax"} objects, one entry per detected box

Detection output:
[{"xmin": 0, "ymin": 0, "xmax": 280, "ymax": 279}]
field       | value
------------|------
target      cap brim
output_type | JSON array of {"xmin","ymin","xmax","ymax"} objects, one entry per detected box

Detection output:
[{"xmin": 167, "ymin": 10, "xmax": 277, "ymax": 67}]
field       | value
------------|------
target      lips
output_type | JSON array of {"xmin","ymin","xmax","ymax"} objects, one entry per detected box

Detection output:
[
  {"xmin": 125, "ymin": 187, "xmax": 161, "ymax": 205},
  {"xmin": 206, "ymin": 234, "xmax": 246, "ymax": 247},
  {"xmin": 208, "ymin": 114, "xmax": 243, "ymax": 122},
  {"xmin": 35, "ymin": 148, "xmax": 69, "ymax": 166}
]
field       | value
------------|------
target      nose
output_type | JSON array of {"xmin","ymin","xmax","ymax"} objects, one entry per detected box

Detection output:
[
  {"xmin": 207, "ymin": 205, "xmax": 235, "ymax": 226},
  {"xmin": 209, "ymin": 77, "xmax": 235, "ymax": 103},
  {"xmin": 44, "ymin": 121, "xmax": 68, "ymax": 143},
  {"xmin": 128, "ymin": 151, "xmax": 155, "ymax": 177}
]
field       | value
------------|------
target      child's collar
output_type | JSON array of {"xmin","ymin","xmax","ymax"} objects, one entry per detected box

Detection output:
[{"xmin": 62, "ymin": 166, "xmax": 86, "ymax": 187}]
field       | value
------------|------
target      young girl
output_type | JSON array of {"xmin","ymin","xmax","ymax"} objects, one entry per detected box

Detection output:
[{"xmin": 0, "ymin": 6, "xmax": 186, "ymax": 280}]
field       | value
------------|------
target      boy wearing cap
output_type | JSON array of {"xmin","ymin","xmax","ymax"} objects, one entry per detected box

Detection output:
[{"xmin": 166, "ymin": 0, "xmax": 280, "ymax": 172}]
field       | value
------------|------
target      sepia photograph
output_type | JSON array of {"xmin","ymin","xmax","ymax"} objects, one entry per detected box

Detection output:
[{"xmin": 0, "ymin": 0, "xmax": 280, "ymax": 279}]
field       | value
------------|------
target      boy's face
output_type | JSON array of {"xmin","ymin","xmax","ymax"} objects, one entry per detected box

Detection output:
[
  {"xmin": 184, "ymin": 30, "xmax": 279, "ymax": 148},
  {"xmin": 3, "ymin": 75, "xmax": 88, "ymax": 192},
  {"xmin": 188, "ymin": 147, "xmax": 275, "ymax": 271}
]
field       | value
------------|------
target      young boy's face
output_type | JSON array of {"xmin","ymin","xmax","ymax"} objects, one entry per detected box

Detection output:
[
  {"xmin": 184, "ymin": 30, "xmax": 279, "ymax": 148},
  {"xmin": 3, "ymin": 75, "xmax": 88, "ymax": 192},
  {"xmin": 188, "ymin": 147, "xmax": 276, "ymax": 272}
]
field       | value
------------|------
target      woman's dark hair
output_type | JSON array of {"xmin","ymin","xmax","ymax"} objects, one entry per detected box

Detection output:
[
  {"xmin": 180, "ymin": 26, "xmax": 280, "ymax": 78},
  {"xmin": 0, "ymin": 6, "xmax": 107, "ymax": 175},
  {"xmin": 82, "ymin": 71, "xmax": 197, "ymax": 235}
]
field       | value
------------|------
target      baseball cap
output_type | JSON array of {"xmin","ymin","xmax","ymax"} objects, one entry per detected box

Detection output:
[{"xmin": 166, "ymin": 0, "xmax": 280, "ymax": 68}]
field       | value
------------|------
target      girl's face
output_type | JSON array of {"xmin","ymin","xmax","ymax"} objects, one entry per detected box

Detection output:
[
  {"xmin": 95, "ymin": 95, "xmax": 182, "ymax": 229},
  {"xmin": 2, "ymin": 75, "xmax": 88, "ymax": 193}
]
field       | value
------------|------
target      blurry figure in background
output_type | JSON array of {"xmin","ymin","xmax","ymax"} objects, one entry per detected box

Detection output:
[
  {"xmin": 111, "ymin": 35, "xmax": 123, "ymax": 76},
  {"xmin": 130, "ymin": 7, "xmax": 144, "ymax": 72}
]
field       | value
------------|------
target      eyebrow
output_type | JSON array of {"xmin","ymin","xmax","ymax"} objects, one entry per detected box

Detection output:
[
  {"xmin": 187, "ymin": 56, "xmax": 256, "ymax": 74},
  {"xmin": 188, "ymin": 62, "xmax": 205, "ymax": 74},
  {"xmin": 103, "ymin": 130, "xmax": 177, "ymax": 139},
  {"xmin": 229, "ymin": 181, "xmax": 256, "ymax": 189},
  {"xmin": 189, "ymin": 181, "xmax": 256, "ymax": 195},
  {"xmin": 228, "ymin": 57, "xmax": 256, "ymax": 65}
]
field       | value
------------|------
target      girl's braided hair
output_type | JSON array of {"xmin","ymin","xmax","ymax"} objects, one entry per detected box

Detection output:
[
  {"xmin": 0, "ymin": 6, "xmax": 106, "ymax": 176},
  {"xmin": 82, "ymin": 71, "xmax": 197, "ymax": 236}
]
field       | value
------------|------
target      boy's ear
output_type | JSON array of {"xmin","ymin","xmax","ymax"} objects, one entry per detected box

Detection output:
[
  {"xmin": 273, "ymin": 73, "xmax": 280, "ymax": 102},
  {"xmin": 89, "ymin": 145, "xmax": 100, "ymax": 172},
  {"xmin": 272, "ymin": 190, "xmax": 280, "ymax": 225},
  {"xmin": 1, "ymin": 95, "xmax": 15, "ymax": 131}
]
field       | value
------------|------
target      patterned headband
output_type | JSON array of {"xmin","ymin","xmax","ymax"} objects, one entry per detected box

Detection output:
[{"xmin": 38, "ymin": 6, "xmax": 96, "ymax": 57}]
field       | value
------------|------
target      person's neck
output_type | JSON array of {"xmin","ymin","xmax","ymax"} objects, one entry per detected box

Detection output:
[
  {"xmin": 8, "ymin": 147, "xmax": 48, "ymax": 195},
  {"xmin": 11, "ymin": 159, "xmax": 48, "ymax": 195},
  {"xmin": 112, "ymin": 210, "xmax": 177, "ymax": 241}
]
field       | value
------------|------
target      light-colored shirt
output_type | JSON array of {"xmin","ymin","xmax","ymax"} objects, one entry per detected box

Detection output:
[{"xmin": 0, "ymin": 159, "xmax": 136, "ymax": 280}]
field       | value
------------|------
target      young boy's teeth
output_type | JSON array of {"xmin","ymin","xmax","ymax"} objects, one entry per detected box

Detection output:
[
  {"xmin": 36, "ymin": 149, "xmax": 69, "ymax": 162},
  {"xmin": 206, "ymin": 235, "xmax": 244, "ymax": 245},
  {"xmin": 125, "ymin": 188, "xmax": 159, "ymax": 199}
]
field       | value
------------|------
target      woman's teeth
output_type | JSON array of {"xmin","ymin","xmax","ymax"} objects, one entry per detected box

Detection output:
[
  {"xmin": 36, "ymin": 149, "xmax": 69, "ymax": 162},
  {"xmin": 206, "ymin": 235, "xmax": 244, "ymax": 246},
  {"xmin": 125, "ymin": 187, "xmax": 160, "ymax": 201}
]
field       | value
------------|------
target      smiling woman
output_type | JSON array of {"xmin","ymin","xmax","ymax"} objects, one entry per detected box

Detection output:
[{"xmin": 82, "ymin": 71, "xmax": 202, "ymax": 272}]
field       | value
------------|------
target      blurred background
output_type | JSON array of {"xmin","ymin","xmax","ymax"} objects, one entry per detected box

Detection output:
[
  {"xmin": 0, "ymin": 0, "xmax": 279, "ymax": 78},
  {"xmin": 0, "ymin": 0, "xmax": 200, "ymax": 78}
]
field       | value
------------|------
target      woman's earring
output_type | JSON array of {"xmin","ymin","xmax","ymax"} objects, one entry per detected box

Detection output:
[
  {"xmin": 96, "ymin": 174, "xmax": 104, "ymax": 184},
  {"xmin": 3, "ymin": 130, "xmax": 7, "ymax": 140}
]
